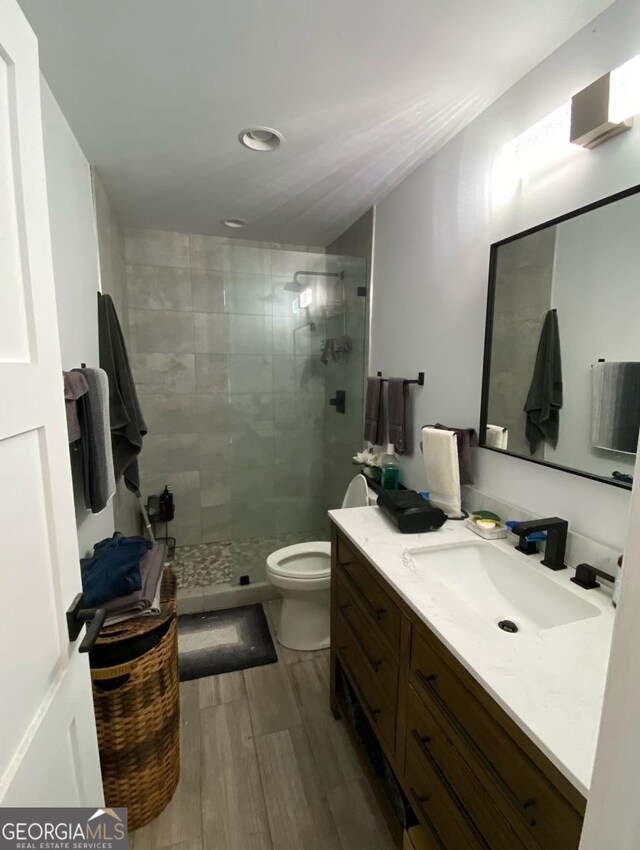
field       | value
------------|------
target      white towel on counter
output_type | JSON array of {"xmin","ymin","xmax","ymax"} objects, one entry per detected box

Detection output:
[
  {"xmin": 486, "ymin": 424, "xmax": 509, "ymax": 450},
  {"xmin": 421, "ymin": 426, "xmax": 463, "ymax": 518}
]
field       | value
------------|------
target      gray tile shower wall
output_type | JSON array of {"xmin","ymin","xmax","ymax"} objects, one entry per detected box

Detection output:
[{"xmin": 125, "ymin": 229, "xmax": 330, "ymax": 571}]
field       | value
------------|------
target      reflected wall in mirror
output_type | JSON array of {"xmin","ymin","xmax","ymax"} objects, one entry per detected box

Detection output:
[{"xmin": 480, "ymin": 185, "xmax": 640, "ymax": 489}]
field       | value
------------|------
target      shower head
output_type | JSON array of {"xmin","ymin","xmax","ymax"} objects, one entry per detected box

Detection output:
[{"xmin": 283, "ymin": 278, "xmax": 302, "ymax": 293}]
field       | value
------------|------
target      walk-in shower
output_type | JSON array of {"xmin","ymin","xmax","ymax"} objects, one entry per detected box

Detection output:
[{"xmin": 126, "ymin": 234, "xmax": 368, "ymax": 600}]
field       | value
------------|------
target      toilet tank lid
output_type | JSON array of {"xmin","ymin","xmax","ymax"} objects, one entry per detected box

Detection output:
[{"xmin": 341, "ymin": 474, "xmax": 370, "ymax": 509}]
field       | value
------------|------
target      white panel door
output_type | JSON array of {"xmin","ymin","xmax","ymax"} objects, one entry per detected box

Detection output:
[{"xmin": 0, "ymin": 0, "xmax": 103, "ymax": 806}]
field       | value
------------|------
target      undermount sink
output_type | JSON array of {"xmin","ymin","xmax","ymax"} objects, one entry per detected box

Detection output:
[{"xmin": 404, "ymin": 541, "xmax": 600, "ymax": 633}]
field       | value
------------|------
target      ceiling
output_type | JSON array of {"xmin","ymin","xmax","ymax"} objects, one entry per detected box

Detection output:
[{"xmin": 20, "ymin": 0, "xmax": 614, "ymax": 246}]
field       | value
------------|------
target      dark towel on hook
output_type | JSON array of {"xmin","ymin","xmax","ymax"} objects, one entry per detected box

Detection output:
[
  {"xmin": 98, "ymin": 293, "xmax": 147, "ymax": 494},
  {"xmin": 364, "ymin": 377, "xmax": 385, "ymax": 445},
  {"xmin": 524, "ymin": 309, "xmax": 563, "ymax": 455},
  {"xmin": 388, "ymin": 378, "xmax": 413, "ymax": 455},
  {"xmin": 434, "ymin": 424, "xmax": 478, "ymax": 485}
]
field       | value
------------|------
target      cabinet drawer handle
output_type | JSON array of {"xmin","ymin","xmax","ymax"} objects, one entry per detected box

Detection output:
[
  {"xmin": 415, "ymin": 669, "xmax": 537, "ymax": 827},
  {"xmin": 409, "ymin": 787, "xmax": 446, "ymax": 850},
  {"xmin": 337, "ymin": 651, "xmax": 382, "ymax": 722},
  {"xmin": 341, "ymin": 611, "xmax": 383, "ymax": 672},
  {"xmin": 364, "ymin": 699, "xmax": 382, "ymax": 719},
  {"xmin": 359, "ymin": 689, "xmax": 381, "ymax": 720},
  {"xmin": 410, "ymin": 786, "xmax": 429, "ymax": 804},
  {"xmin": 341, "ymin": 568, "xmax": 387, "ymax": 622},
  {"xmin": 411, "ymin": 729, "xmax": 490, "ymax": 849}
]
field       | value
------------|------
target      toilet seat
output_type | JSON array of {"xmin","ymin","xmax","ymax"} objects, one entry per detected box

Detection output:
[{"xmin": 266, "ymin": 541, "xmax": 331, "ymax": 580}]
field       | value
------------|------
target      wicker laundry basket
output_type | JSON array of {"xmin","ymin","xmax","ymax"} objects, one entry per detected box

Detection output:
[{"xmin": 90, "ymin": 569, "xmax": 180, "ymax": 831}]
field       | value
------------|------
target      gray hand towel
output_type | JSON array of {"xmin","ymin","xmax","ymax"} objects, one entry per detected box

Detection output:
[
  {"xmin": 387, "ymin": 378, "xmax": 413, "ymax": 455},
  {"xmin": 102, "ymin": 542, "xmax": 166, "ymax": 616},
  {"xmin": 524, "ymin": 309, "xmax": 563, "ymax": 455},
  {"xmin": 364, "ymin": 377, "xmax": 385, "ymax": 445},
  {"xmin": 63, "ymin": 370, "xmax": 88, "ymax": 443},
  {"xmin": 434, "ymin": 423, "xmax": 478, "ymax": 485},
  {"xmin": 98, "ymin": 293, "xmax": 147, "ymax": 494},
  {"xmin": 75, "ymin": 367, "xmax": 116, "ymax": 513}
]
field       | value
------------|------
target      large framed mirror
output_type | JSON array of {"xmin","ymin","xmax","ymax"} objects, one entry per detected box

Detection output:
[{"xmin": 480, "ymin": 184, "xmax": 640, "ymax": 490}]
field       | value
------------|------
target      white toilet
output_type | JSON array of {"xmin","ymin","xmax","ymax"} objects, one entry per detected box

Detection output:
[{"xmin": 266, "ymin": 474, "xmax": 370, "ymax": 650}]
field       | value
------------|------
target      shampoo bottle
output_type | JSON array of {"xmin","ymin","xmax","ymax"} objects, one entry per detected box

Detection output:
[{"xmin": 381, "ymin": 443, "xmax": 400, "ymax": 490}]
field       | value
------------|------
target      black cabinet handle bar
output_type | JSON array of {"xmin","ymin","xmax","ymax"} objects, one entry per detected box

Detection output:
[
  {"xmin": 411, "ymin": 729, "xmax": 490, "ymax": 849},
  {"xmin": 340, "ymin": 568, "xmax": 386, "ymax": 621},
  {"xmin": 409, "ymin": 787, "xmax": 446, "ymax": 850},
  {"xmin": 415, "ymin": 669, "xmax": 537, "ymax": 827}
]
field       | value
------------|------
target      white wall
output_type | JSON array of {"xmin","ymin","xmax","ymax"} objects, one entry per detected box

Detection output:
[
  {"xmin": 41, "ymin": 78, "xmax": 114, "ymax": 557},
  {"xmin": 371, "ymin": 0, "xmax": 640, "ymax": 550}
]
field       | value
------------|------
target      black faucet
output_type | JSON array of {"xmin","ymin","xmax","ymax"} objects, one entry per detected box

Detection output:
[
  {"xmin": 571, "ymin": 563, "xmax": 615, "ymax": 589},
  {"xmin": 512, "ymin": 517, "xmax": 568, "ymax": 571}
]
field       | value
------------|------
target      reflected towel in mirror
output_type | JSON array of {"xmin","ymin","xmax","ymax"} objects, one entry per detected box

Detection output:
[
  {"xmin": 524, "ymin": 309, "xmax": 563, "ymax": 454},
  {"xmin": 592, "ymin": 361, "xmax": 640, "ymax": 454}
]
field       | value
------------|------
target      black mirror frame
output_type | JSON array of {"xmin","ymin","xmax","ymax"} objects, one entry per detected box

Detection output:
[{"xmin": 479, "ymin": 181, "xmax": 640, "ymax": 491}]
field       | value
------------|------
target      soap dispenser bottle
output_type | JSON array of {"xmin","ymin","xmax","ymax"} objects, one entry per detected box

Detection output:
[
  {"xmin": 158, "ymin": 485, "xmax": 174, "ymax": 522},
  {"xmin": 381, "ymin": 443, "xmax": 400, "ymax": 490}
]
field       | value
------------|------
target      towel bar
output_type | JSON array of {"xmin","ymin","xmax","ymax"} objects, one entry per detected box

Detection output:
[{"xmin": 375, "ymin": 371, "xmax": 424, "ymax": 386}]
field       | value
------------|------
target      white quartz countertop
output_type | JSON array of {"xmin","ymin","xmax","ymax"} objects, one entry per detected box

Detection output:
[{"xmin": 328, "ymin": 505, "xmax": 615, "ymax": 797}]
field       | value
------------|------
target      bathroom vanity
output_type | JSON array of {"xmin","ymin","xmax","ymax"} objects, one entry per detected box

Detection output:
[{"xmin": 329, "ymin": 506, "xmax": 614, "ymax": 849}]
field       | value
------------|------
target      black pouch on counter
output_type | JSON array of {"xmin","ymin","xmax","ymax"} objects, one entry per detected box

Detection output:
[{"xmin": 377, "ymin": 489, "xmax": 446, "ymax": 534}]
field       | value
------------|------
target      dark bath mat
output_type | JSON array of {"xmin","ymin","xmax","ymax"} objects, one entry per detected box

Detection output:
[{"xmin": 178, "ymin": 603, "xmax": 277, "ymax": 681}]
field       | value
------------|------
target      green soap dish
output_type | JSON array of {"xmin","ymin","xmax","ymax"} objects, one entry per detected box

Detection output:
[
  {"xmin": 465, "ymin": 517, "xmax": 509, "ymax": 540},
  {"xmin": 471, "ymin": 510, "xmax": 503, "ymax": 523}
]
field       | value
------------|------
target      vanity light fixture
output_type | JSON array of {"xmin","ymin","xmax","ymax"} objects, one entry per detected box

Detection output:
[
  {"xmin": 221, "ymin": 217, "xmax": 246, "ymax": 228},
  {"xmin": 570, "ymin": 59, "xmax": 639, "ymax": 149},
  {"xmin": 609, "ymin": 54, "xmax": 640, "ymax": 124},
  {"xmin": 238, "ymin": 127, "xmax": 284, "ymax": 151}
]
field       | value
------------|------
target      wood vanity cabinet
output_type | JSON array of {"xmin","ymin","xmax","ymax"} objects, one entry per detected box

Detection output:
[{"xmin": 329, "ymin": 525, "xmax": 586, "ymax": 850}]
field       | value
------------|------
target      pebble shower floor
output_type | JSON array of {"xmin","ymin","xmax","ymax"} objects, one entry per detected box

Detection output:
[{"xmin": 169, "ymin": 531, "xmax": 325, "ymax": 588}]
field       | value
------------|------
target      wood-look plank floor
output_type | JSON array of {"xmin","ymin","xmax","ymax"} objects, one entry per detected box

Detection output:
[{"xmin": 130, "ymin": 600, "xmax": 395, "ymax": 850}]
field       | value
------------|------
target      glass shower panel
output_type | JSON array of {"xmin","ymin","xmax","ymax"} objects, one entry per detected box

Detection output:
[
  {"xmin": 227, "ymin": 249, "xmax": 367, "ymax": 587},
  {"xmin": 228, "ymin": 248, "xmax": 327, "ymax": 587},
  {"xmin": 321, "ymin": 254, "xmax": 367, "ymax": 525}
]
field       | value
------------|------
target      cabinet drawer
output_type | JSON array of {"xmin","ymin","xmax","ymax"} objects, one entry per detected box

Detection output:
[
  {"xmin": 404, "ymin": 825, "xmax": 442, "ymax": 850},
  {"xmin": 336, "ymin": 610, "xmax": 396, "ymax": 752},
  {"xmin": 405, "ymin": 729, "xmax": 488, "ymax": 849},
  {"xmin": 410, "ymin": 629, "xmax": 583, "ymax": 850},
  {"xmin": 407, "ymin": 685, "xmax": 527, "ymax": 850},
  {"xmin": 335, "ymin": 536, "xmax": 401, "ymax": 654},
  {"xmin": 336, "ymin": 574, "xmax": 399, "ymax": 702}
]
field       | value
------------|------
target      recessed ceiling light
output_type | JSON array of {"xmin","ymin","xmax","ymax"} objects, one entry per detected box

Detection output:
[
  {"xmin": 221, "ymin": 217, "xmax": 246, "ymax": 228},
  {"xmin": 238, "ymin": 127, "xmax": 283, "ymax": 152}
]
